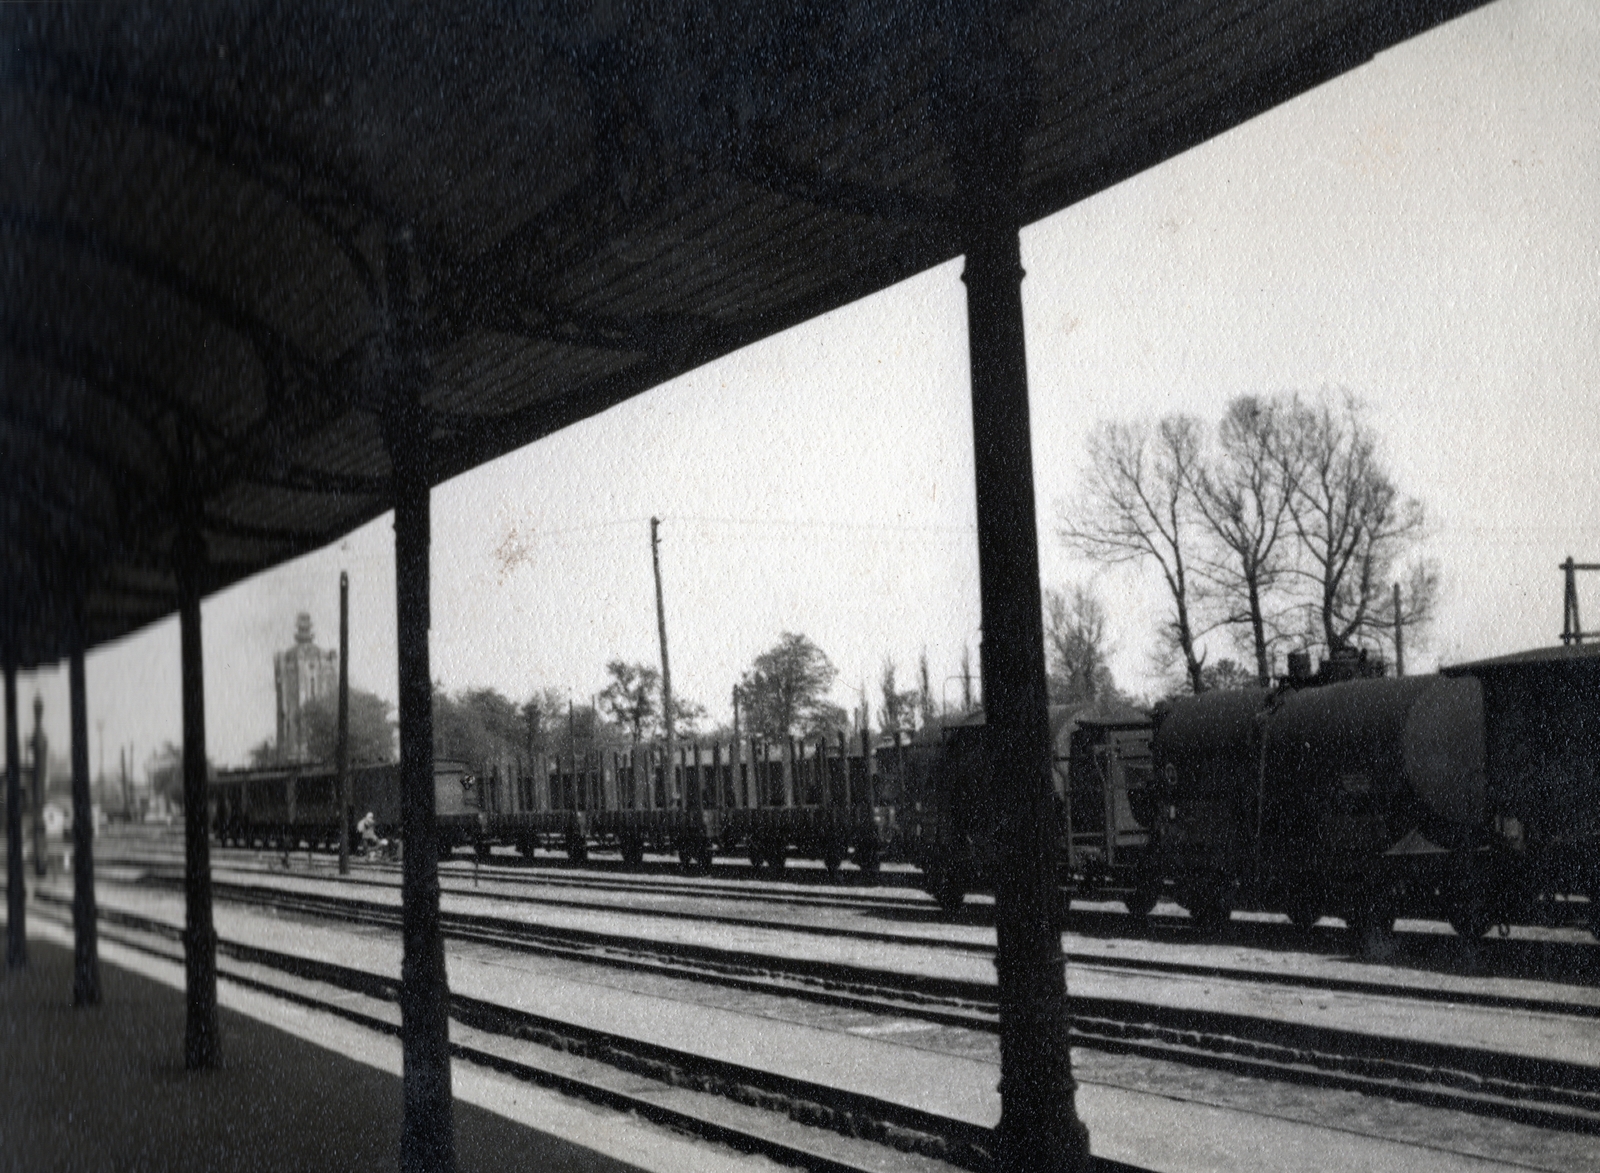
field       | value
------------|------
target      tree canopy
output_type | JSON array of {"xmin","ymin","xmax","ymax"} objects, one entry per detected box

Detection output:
[
  {"xmin": 302, "ymin": 687, "xmax": 397, "ymax": 764},
  {"xmin": 598, "ymin": 660, "xmax": 660, "ymax": 744},
  {"xmin": 738, "ymin": 632, "xmax": 841, "ymax": 740}
]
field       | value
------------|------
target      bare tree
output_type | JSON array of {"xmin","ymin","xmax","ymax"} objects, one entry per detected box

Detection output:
[
  {"xmin": 1042, "ymin": 582, "xmax": 1112, "ymax": 704},
  {"xmin": 1059, "ymin": 416, "xmax": 1209, "ymax": 693},
  {"xmin": 1280, "ymin": 392, "xmax": 1434, "ymax": 653},
  {"xmin": 1192, "ymin": 396, "xmax": 1297, "ymax": 686},
  {"xmin": 958, "ymin": 645, "xmax": 976, "ymax": 714},
  {"xmin": 877, "ymin": 658, "xmax": 920, "ymax": 736},
  {"xmin": 1378, "ymin": 559, "xmax": 1442, "ymax": 667},
  {"xmin": 916, "ymin": 648, "xmax": 935, "ymax": 727}
]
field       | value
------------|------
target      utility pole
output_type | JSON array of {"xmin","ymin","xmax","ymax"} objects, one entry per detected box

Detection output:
[
  {"xmin": 650, "ymin": 518, "xmax": 677, "ymax": 810},
  {"xmin": 1392, "ymin": 582, "xmax": 1405, "ymax": 678},
  {"xmin": 1560, "ymin": 557, "xmax": 1600, "ymax": 645},
  {"xmin": 337, "ymin": 571, "xmax": 351, "ymax": 876},
  {"xmin": 731, "ymin": 686, "xmax": 743, "ymax": 808}
]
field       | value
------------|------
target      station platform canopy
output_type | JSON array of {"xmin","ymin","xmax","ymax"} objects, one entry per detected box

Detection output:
[{"xmin": 0, "ymin": 0, "xmax": 1487, "ymax": 666}]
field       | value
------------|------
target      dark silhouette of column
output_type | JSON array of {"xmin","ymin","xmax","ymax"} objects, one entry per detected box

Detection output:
[
  {"xmin": 950, "ymin": 12, "xmax": 1089, "ymax": 1169},
  {"xmin": 31, "ymin": 694, "xmax": 47, "ymax": 878},
  {"xmin": 966, "ymin": 219, "xmax": 1090, "ymax": 1173},
  {"xmin": 175, "ymin": 522, "xmax": 219, "ymax": 1068},
  {"xmin": 70, "ymin": 638, "xmax": 100, "ymax": 1005},
  {"xmin": 5, "ymin": 651, "xmax": 24, "ymax": 969},
  {"xmin": 337, "ymin": 571, "xmax": 351, "ymax": 876},
  {"xmin": 383, "ymin": 230, "xmax": 454, "ymax": 1173}
]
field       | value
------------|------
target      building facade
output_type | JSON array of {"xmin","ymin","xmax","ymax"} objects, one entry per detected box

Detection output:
[{"xmin": 274, "ymin": 612, "xmax": 339, "ymax": 763}]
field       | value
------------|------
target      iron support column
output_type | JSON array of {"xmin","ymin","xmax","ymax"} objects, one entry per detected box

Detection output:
[
  {"xmin": 964, "ymin": 221, "xmax": 1090, "ymax": 1172},
  {"xmin": 5, "ymin": 652, "xmax": 23, "ymax": 969},
  {"xmin": 31, "ymin": 695, "xmax": 47, "ymax": 878},
  {"xmin": 384, "ymin": 304, "xmax": 454, "ymax": 1173},
  {"xmin": 337, "ymin": 571, "xmax": 351, "ymax": 876},
  {"xmin": 70, "ymin": 640, "xmax": 100, "ymax": 1004},
  {"xmin": 176, "ymin": 526, "xmax": 220, "ymax": 1068}
]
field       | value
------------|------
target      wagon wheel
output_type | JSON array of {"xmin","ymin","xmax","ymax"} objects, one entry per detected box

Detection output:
[
  {"xmin": 1184, "ymin": 878, "xmax": 1233, "ymax": 934},
  {"xmin": 1446, "ymin": 891, "xmax": 1492, "ymax": 941},
  {"xmin": 928, "ymin": 866, "xmax": 967, "ymax": 916},
  {"xmin": 1286, "ymin": 893, "xmax": 1322, "ymax": 933},
  {"xmin": 1124, "ymin": 878, "xmax": 1161, "ymax": 923},
  {"xmin": 821, "ymin": 840, "xmax": 843, "ymax": 875},
  {"xmin": 852, "ymin": 839, "xmax": 881, "ymax": 875},
  {"xmin": 1347, "ymin": 887, "xmax": 1398, "ymax": 958}
]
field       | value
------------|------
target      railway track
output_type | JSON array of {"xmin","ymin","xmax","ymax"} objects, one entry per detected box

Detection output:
[
  {"xmin": 32, "ymin": 894, "xmax": 1131, "ymax": 1173},
  {"xmin": 103, "ymin": 877, "xmax": 1600, "ymax": 1136},
  {"xmin": 112, "ymin": 837, "xmax": 1600, "ymax": 938},
  {"xmin": 119, "ymin": 860, "xmax": 1600, "ymax": 1026}
]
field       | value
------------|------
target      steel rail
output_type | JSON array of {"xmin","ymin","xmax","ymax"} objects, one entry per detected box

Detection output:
[
  {"xmin": 83, "ymin": 881, "xmax": 1600, "ymax": 1136},
  {"xmin": 108, "ymin": 854, "xmax": 1600, "ymax": 1022},
  {"xmin": 34, "ymin": 898, "xmax": 1138, "ymax": 1173}
]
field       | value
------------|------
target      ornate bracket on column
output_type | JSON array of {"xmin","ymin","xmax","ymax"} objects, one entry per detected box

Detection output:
[
  {"xmin": 945, "ymin": 11, "xmax": 1089, "ymax": 1172},
  {"xmin": 381, "ymin": 228, "xmax": 455, "ymax": 1173}
]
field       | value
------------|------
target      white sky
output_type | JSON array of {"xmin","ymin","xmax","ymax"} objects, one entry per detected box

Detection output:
[{"xmin": 14, "ymin": 0, "xmax": 1599, "ymax": 777}]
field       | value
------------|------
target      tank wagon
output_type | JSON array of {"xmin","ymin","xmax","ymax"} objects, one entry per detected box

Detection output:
[{"xmin": 1148, "ymin": 645, "xmax": 1599, "ymax": 939}]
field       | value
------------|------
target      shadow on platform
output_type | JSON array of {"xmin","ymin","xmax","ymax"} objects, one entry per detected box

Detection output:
[{"xmin": 0, "ymin": 936, "xmax": 646, "ymax": 1172}]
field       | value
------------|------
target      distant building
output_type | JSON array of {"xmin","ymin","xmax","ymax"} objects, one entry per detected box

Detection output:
[{"xmin": 274, "ymin": 612, "xmax": 339, "ymax": 763}]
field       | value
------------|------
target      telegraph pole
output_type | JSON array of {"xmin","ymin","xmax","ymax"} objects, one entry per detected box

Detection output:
[
  {"xmin": 731, "ymin": 687, "xmax": 742, "ymax": 808},
  {"xmin": 650, "ymin": 518, "xmax": 677, "ymax": 809},
  {"xmin": 1392, "ymin": 582, "xmax": 1405, "ymax": 677}
]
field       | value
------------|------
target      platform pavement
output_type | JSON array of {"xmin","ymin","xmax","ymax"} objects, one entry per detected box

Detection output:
[
  {"xmin": 5, "ymin": 907, "xmax": 1545, "ymax": 1173},
  {"xmin": 0, "ymin": 927, "xmax": 775, "ymax": 1173}
]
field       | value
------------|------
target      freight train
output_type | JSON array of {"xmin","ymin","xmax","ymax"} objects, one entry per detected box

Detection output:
[
  {"xmin": 206, "ymin": 641, "xmax": 1598, "ymax": 941},
  {"xmin": 203, "ymin": 708, "xmax": 1155, "ymax": 901}
]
